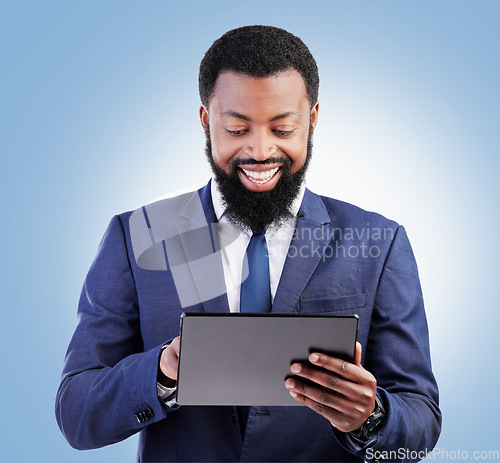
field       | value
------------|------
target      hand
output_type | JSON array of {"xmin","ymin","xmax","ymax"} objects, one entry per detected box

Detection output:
[
  {"xmin": 158, "ymin": 336, "xmax": 180, "ymax": 387},
  {"xmin": 285, "ymin": 342, "xmax": 377, "ymax": 433}
]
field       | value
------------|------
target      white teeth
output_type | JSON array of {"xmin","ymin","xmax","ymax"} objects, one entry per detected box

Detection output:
[{"xmin": 241, "ymin": 167, "xmax": 279, "ymax": 184}]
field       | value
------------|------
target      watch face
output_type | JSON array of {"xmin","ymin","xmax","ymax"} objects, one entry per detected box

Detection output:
[
  {"xmin": 358, "ymin": 396, "xmax": 386, "ymax": 440},
  {"xmin": 366, "ymin": 416, "xmax": 385, "ymax": 439}
]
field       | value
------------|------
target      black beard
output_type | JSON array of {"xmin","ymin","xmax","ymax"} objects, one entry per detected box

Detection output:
[{"xmin": 205, "ymin": 131, "xmax": 313, "ymax": 231}]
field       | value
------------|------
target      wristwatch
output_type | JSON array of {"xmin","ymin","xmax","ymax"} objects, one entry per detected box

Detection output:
[{"xmin": 353, "ymin": 394, "xmax": 386, "ymax": 441}]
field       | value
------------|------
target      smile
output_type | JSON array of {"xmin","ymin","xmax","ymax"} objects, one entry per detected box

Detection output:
[{"xmin": 240, "ymin": 167, "xmax": 280, "ymax": 185}]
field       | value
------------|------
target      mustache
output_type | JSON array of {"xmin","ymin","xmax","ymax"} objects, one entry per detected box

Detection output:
[{"xmin": 231, "ymin": 157, "xmax": 292, "ymax": 168}]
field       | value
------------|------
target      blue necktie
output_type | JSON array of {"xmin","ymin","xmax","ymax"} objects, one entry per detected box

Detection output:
[{"xmin": 240, "ymin": 230, "xmax": 271, "ymax": 313}]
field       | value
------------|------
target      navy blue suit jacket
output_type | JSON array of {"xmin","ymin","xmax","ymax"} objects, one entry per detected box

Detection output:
[{"xmin": 56, "ymin": 182, "xmax": 441, "ymax": 462}]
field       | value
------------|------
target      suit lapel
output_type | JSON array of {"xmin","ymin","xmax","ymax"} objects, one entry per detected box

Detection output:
[
  {"xmin": 272, "ymin": 189, "xmax": 331, "ymax": 313},
  {"xmin": 175, "ymin": 182, "xmax": 230, "ymax": 313}
]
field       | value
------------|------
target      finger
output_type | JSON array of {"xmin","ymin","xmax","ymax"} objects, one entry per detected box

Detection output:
[
  {"xmin": 285, "ymin": 383, "xmax": 364, "ymax": 432},
  {"xmin": 307, "ymin": 353, "xmax": 362, "ymax": 382},
  {"xmin": 160, "ymin": 342, "xmax": 180, "ymax": 380},
  {"xmin": 354, "ymin": 342, "xmax": 362, "ymax": 366},
  {"xmin": 290, "ymin": 363, "xmax": 364, "ymax": 397},
  {"xmin": 285, "ymin": 378, "xmax": 353, "ymax": 416},
  {"xmin": 170, "ymin": 336, "xmax": 181, "ymax": 357},
  {"xmin": 290, "ymin": 390, "xmax": 346, "ymax": 425}
]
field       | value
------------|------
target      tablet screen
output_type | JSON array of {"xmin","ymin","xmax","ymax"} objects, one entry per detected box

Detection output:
[{"xmin": 176, "ymin": 313, "xmax": 359, "ymax": 406}]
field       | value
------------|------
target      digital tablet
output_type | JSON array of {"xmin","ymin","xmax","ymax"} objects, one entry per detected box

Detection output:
[{"xmin": 176, "ymin": 312, "xmax": 359, "ymax": 406}]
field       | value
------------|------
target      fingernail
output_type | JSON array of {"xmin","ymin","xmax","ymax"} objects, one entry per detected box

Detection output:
[
  {"xmin": 310, "ymin": 353, "xmax": 320, "ymax": 363},
  {"xmin": 291, "ymin": 364, "xmax": 301, "ymax": 374},
  {"xmin": 289, "ymin": 391, "xmax": 298, "ymax": 398},
  {"xmin": 285, "ymin": 379, "xmax": 295, "ymax": 390}
]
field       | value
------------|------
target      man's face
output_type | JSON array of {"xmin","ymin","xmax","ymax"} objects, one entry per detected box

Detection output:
[{"xmin": 200, "ymin": 69, "xmax": 319, "ymax": 229}]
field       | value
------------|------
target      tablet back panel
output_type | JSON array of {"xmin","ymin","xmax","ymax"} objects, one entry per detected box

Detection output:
[{"xmin": 176, "ymin": 313, "xmax": 358, "ymax": 406}]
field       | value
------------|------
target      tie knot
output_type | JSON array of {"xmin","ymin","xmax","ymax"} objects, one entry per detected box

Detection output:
[{"xmin": 251, "ymin": 227, "xmax": 266, "ymax": 236}]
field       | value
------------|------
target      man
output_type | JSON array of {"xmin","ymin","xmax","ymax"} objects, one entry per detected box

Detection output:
[{"xmin": 56, "ymin": 26, "xmax": 441, "ymax": 462}]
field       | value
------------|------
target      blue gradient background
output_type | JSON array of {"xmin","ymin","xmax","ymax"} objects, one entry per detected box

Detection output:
[{"xmin": 2, "ymin": 1, "xmax": 499, "ymax": 461}]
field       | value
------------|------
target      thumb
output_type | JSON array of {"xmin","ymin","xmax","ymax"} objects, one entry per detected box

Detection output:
[{"xmin": 354, "ymin": 341, "xmax": 362, "ymax": 366}]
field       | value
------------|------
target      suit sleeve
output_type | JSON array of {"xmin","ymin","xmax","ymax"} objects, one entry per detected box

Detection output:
[
  {"xmin": 335, "ymin": 225, "xmax": 441, "ymax": 461},
  {"xmin": 55, "ymin": 215, "xmax": 175, "ymax": 450}
]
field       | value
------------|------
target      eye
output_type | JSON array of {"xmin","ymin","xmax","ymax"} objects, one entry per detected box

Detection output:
[
  {"xmin": 225, "ymin": 129, "xmax": 248, "ymax": 136},
  {"xmin": 273, "ymin": 129, "xmax": 295, "ymax": 137}
]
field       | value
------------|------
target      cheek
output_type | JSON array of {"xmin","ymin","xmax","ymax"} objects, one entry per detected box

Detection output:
[
  {"xmin": 210, "ymin": 133, "xmax": 240, "ymax": 170},
  {"xmin": 284, "ymin": 139, "xmax": 309, "ymax": 173}
]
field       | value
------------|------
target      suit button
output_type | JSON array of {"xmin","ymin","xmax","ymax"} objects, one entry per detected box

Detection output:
[
  {"xmin": 135, "ymin": 407, "xmax": 154, "ymax": 423},
  {"xmin": 229, "ymin": 409, "xmax": 236, "ymax": 423}
]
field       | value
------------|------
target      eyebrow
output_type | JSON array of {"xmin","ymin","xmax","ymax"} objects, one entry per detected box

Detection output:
[
  {"xmin": 270, "ymin": 111, "xmax": 301, "ymax": 122},
  {"xmin": 221, "ymin": 111, "xmax": 301, "ymax": 122},
  {"xmin": 222, "ymin": 111, "xmax": 250, "ymax": 121}
]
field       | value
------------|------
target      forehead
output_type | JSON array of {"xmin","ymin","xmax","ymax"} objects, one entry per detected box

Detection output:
[{"xmin": 209, "ymin": 70, "xmax": 309, "ymax": 117}]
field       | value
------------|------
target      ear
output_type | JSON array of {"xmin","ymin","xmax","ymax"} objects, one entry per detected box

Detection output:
[
  {"xmin": 199, "ymin": 105, "xmax": 209, "ymax": 132},
  {"xmin": 310, "ymin": 101, "xmax": 319, "ymax": 130}
]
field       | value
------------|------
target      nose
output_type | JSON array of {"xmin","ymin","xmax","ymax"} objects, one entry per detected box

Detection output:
[{"xmin": 243, "ymin": 129, "xmax": 278, "ymax": 161}]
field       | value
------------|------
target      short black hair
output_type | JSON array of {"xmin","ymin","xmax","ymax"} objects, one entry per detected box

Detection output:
[{"xmin": 199, "ymin": 25, "xmax": 319, "ymax": 108}]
